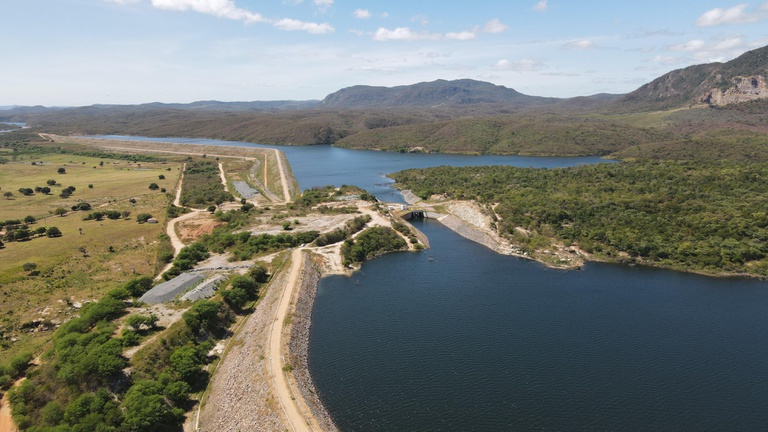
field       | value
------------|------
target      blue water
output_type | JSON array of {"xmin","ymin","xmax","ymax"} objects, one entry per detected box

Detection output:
[
  {"xmin": 85, "ymin": 135, "xmax": 611, "ymax": 202},
  {"xmin": 310, "ymin": 219, "xmax": 768, "ymax": 431}
]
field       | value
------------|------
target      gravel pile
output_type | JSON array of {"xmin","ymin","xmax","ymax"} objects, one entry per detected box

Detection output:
[
  {"xmin": 180, "ymin": 275, "xmax": 226, "ymax": 302},
  {"xmin": 233, "ymin": 181, "xmax": 260, "ymax": 199}
]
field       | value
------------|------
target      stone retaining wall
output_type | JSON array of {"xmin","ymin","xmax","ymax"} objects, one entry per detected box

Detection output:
[{"xmin": 289, "ymin": 254, "xmax": 339, "ymax": 432}]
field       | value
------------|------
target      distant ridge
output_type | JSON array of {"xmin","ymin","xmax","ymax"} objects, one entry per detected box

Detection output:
[
  {"xmin": 320, "ymin": 79, "xmax": 560, "ymax": 109},
  {"xmin": 621, "ymin": 45, "xmax": 768, "ymax": 111}
]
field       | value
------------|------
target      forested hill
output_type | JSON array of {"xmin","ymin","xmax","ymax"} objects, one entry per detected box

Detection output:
[
  {"xmin": 391, "ymin": 161, "xmax": 768, "ymax": 278},
  {"xmin": 320, "ymin": 79, "xmax": 559, "ymax": 109}
]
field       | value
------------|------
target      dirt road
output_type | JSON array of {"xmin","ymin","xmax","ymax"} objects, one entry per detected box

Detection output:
[
  {"xmin": 174, "ymin": 163, "xmax": 186, "ymax": 206},
  {"xmin": 268, "ymin": 248, "xmax": 318, "ymax": 432},
  {"xmin": 218, "ymin": 162, "xmax": 229, "ymax": 192},
  {"xmin": 273, "ymin": 149, "xmax": 291, "ymax": 203},
  {"xmin": 0, "ymin": 394, "xmax": 18, "ymax": 432}
]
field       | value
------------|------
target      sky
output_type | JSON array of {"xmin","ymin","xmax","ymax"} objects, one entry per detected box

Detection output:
[{"xmin": 2, "ymin": 0, "xmax": 768, "ymax": 106}]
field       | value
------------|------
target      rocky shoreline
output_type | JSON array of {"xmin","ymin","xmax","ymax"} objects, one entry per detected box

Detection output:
[{"xmin": 288, "ymin": 253, "xmax": 339, "ymax": 432}]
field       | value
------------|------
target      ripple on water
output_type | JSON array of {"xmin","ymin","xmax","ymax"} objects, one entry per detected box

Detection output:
[{"xmin": 309, "ymin": 219, "xmax": 768, "ymax": 431}]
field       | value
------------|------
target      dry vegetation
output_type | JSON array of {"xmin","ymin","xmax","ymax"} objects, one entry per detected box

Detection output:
[{"xmin": 0, "ymin": 151, "xmax": 183, "ymax": 363}]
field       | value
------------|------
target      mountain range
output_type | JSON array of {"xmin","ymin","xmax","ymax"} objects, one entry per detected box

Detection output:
[{"xmin": 2, "ymin": 45, "xmax": 767, "ymax": 160}]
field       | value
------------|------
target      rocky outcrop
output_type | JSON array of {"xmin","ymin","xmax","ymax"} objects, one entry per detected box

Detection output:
[{"xmin": 701, "ymin": 75, "xmax": 768, "ymax": 105}]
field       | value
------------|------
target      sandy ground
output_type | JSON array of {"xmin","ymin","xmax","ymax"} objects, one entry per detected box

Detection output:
[
  {"xmin": 0, "ymin": 393, "xmax": 18, "ymax": 432},
  {"xmin": 123, "ymin": 303, "xmax": 190, "ymax": 359}
]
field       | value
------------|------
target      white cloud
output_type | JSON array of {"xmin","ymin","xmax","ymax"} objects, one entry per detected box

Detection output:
[
  {"xmin": 533, "ymin": 0, "xmax": 548, "ymax": 11},
  {"xmin": 563, "ymin": 39, "xmax": 594, "ymax": 50},
  {"xmin": 353, "ymin": 9, "xmax": 371, "ymax": 19},
  {"xmin": 373, "ymin": 27, "xmax": 440, "ymax": 41},
  {"xmin": 669, "ymin": 39, "xmax": 706, "ymax": 51},
  {"xmin": 695, "ymin": 3, "xmax": 768, "ymax": 26},
  {"xmin": 313, "ymin": 0, "xmax": 332, "ymax": 12},
  {"xmin": 482, "ymin": 18, "xmax": 508, "ymax": 33},
  {"xmin": 150, "ymin": 0, "xmax": 265, "ymax": 23},
  {"xmin": 649, "ymin": 55, "xmax": 684, "ymax": 65},
  {"xmin": 445, "ymin": 31, "xmax": 476, "ymax": 41},
  {"xmin": 273, "ymin": 18, "xmax": 334, "ymax": 34},
  {"xmin": 494, "ymin": 58, "xmax": 545, "ymax": 72},
  {"xmin": 659, "ymin": 36, "xmax": 752, "ymax": 65}
]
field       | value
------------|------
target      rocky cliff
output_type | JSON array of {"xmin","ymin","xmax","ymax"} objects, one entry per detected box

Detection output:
[{"xmin": 701, "ymin": 75, "xmax": 768, "ymax": 105}]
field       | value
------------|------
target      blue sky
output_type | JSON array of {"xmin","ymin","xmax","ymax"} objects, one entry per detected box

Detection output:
[{"xmin": 2, "ymin": 0, "xmax": 767, "ymax": 106}]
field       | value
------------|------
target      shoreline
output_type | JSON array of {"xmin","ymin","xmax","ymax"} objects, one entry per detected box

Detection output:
[{"xmin": 288, "ymin": 253, "xmax": 339, "ymax": 432}]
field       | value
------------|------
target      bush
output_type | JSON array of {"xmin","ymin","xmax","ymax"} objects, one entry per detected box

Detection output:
[
  {"xmin": 148, "ymin": 183, "xmax": 159, "ymax": 190},
  {"xmin": 136, "ymin": 213, "xmax": 153, "ymax": 223},
  {"xmin": 46, "ymin": 226, "xmax": 62, "ymax": 237},
  {"xmin": 124, "ymin": 276, "xmax": 154, "ymax": 297}
]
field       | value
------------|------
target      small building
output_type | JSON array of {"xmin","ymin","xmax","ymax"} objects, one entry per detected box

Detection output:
[{"xmin": 147, "ymin": 218, "xmax": 159, "ymax": 224}]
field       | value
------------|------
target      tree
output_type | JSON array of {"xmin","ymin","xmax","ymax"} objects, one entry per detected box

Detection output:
[
  {"xmin": 159, "ymin": 174, "xmax": 165, "ymax": 180},
  {"xmin": 40, "ymin": 186, "xmax": 50, "ymax": 194},
  {"xmin": 88, "ymin": 184, "xmax": 93, "ymax": 189},
  {"xmin": 22, "ymin": 262, "xmax": 37, "ymax": 273},
  {"xmin": 34, "ymin": 227, "xmax": 47, "ymax": 236},
  {"xmin": 136, "ymin": 213, "xmax": 152, "ymax": 223},
  {"xmin": 54, "ymin": 207, "xmax": 67, "ymax": 217},
  {"xmin": 122, "ymin": 210, "xmax": 131, "ymax": 219},
  {"xmin": 57, "ymin": 168, "xmax": 66, "ymax": 174},
  {"xmin": 18, "ymin": 188, "xmax": 33, "ymax": 196},
  {"xmin": 207, "ymin": 205, "xmax": 216, "ymax": 213},
  {"xmin": 124, "ymin": 275, "xmax": 154, "ymax": 297},
  {"xmin": 13, "ymin": 230, "xmax": 30, "ymax": 241},
  {"xmin": 3, "ymin": 191, "xmax": 12, "ymax": 199},
  {"xmin": 122, "ymin": 380, "xmax": 184, "ymax": 432},
  {"xmin": 125, "ymin": 314, "xmax": 158, "ymax": 331},
  {"xmin": 46, "ymin": 179, "xmax": 56, "ymax": 186},
  {"xmin": 46, "ymin": 226, "xmax": 62, "ymax": 237},
  {"xmin": 71, "ymin": 202, "xmax": 91, "ymax": 211},
  {"xmin": 148, "ymin": 183, "xmax": 159, "ymax": 190},
  {"xmin": 23, "ymin": 215, "xmax": 36, "ymax": 224}
]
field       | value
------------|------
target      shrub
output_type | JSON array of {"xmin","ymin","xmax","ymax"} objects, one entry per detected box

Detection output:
[{"xmin": 136, "ymin": 213, "xmax": 153, "ymax": 223}]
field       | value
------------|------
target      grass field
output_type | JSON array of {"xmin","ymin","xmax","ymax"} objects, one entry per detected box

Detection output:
[{"xmin": 0, "ymin": 153, "xmax": 183, "ymax": 363}]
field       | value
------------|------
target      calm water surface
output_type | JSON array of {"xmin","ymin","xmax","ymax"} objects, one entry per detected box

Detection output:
[
  {"xmin": 310, "ymin": 219, "xmax": 768, "ymax": 431},
  {"xmin": 86, "ymin": 135, "xmax": 609, "ymax": 202}
]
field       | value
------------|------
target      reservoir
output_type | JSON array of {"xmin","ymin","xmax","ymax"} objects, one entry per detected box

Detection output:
[
  {"xmin": 310, "ymin": 220, "xmax": 768, "ymax": 431},
  {"xmin": 85, "ymin": 135, "xmax": 609, "ymax": 202},
  {"xmin": 84, "ymin": 135, "xmax": 768, "ymax": 430}
]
